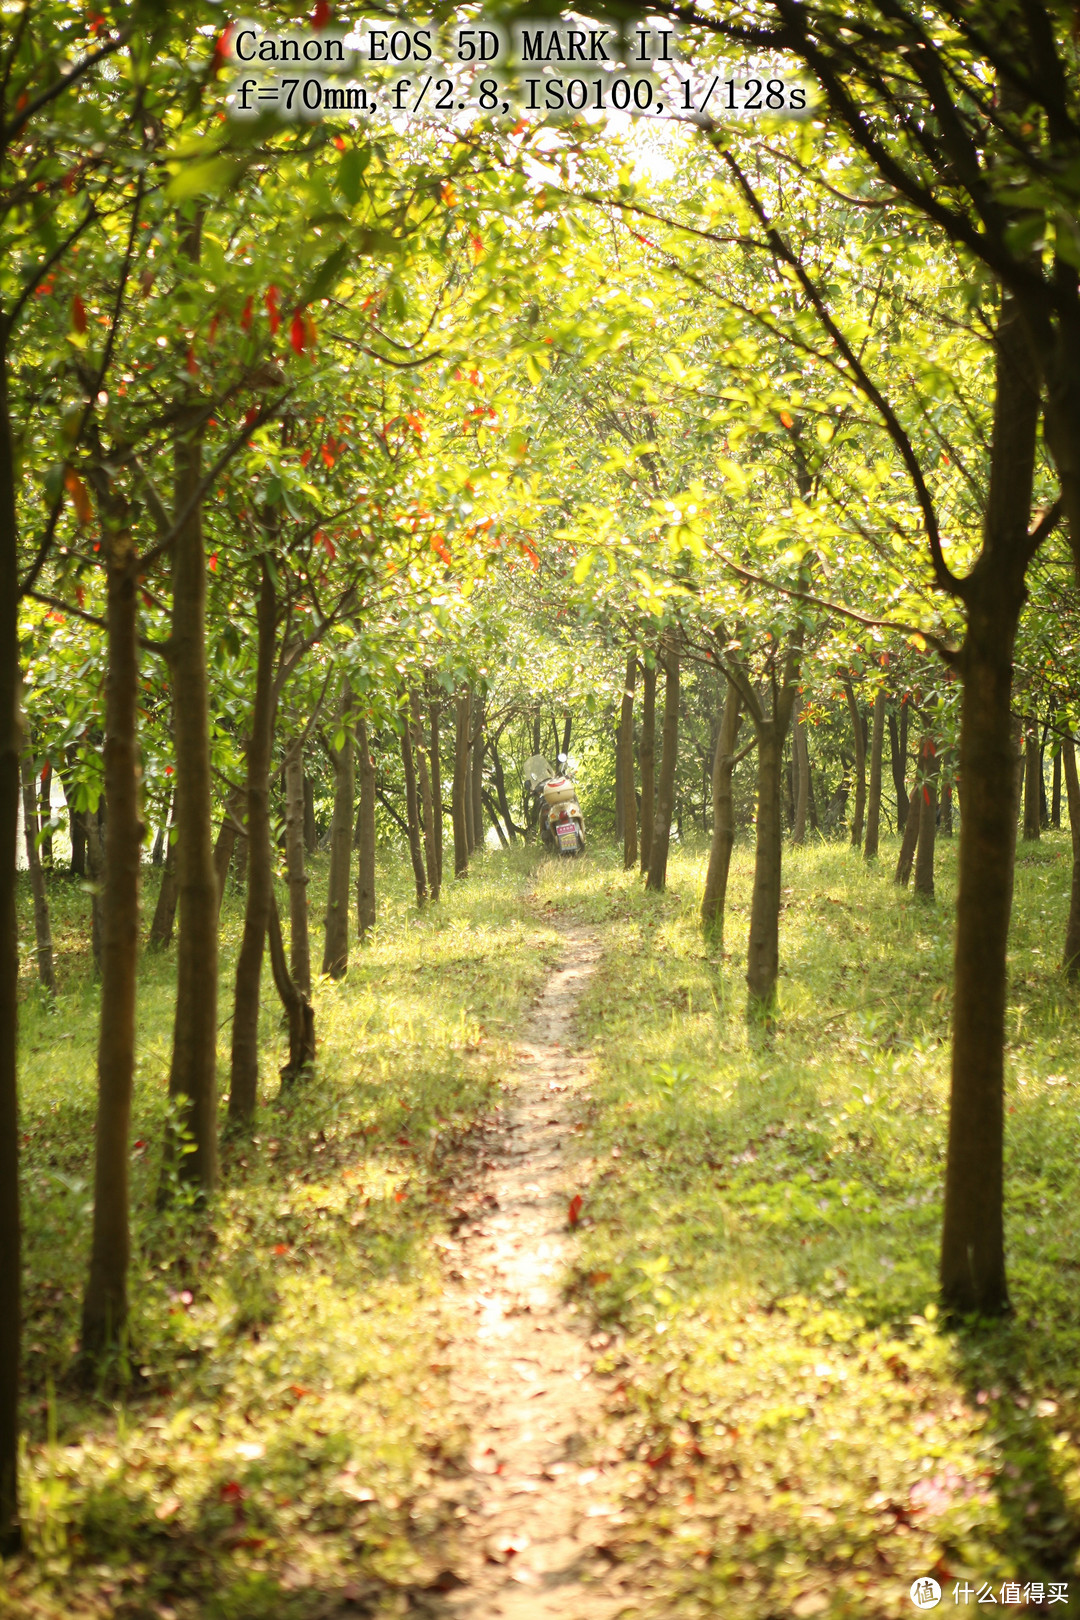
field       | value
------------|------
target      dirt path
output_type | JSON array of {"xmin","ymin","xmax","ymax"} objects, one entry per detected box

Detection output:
[{"xmin": 422, "ymin": 922, "xmax": 634, "ymax": 1620}]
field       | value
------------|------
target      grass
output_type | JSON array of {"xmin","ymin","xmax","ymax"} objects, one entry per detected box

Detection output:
[
  {"xmin": 6, "ymin": 846, "xmax": 557, "ymax": 1619},
  {"xmin": 533, "ymin": 832, "xmax": 1080, "ymax": 1617},
  {"xmin": 8, "ymin": 828, "xmax": 1080, "ymax": 1618}
]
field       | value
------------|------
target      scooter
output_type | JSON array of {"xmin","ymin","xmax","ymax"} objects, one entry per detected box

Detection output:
[{"xmin": 522, "ymin": 753, "xmax": 586, "ymax": 857}]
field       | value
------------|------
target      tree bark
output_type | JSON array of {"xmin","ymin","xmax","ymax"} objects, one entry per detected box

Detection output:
[
  {"xmin": 894, "ymin": 785, "xmax": 922, "ymax": 886},
  {"xmin": 267, "ymin": 891, "xmax": 315, "ymax": 1085},
  {"xmin": 213, "ymin": 786, "xmax": 245, "ymax": 916},
  {"xmin": 1062, "ymin": 737, "xmax": 1080, "ymax": 978},
  {"xmin": 166, "ymin": 373, "xmax": 219, "ymax": 1194},
  {"xmin": 844, "ymin": 679, "xmax": 867, "ymax": 847},
  {"xmin": 619, "ymin": 651, "xmax": 638, "ymax": 870},
  {"xmin": 0, "ymin": 328, "xmax": 21, "ymax": 1552},
  {"xmin": 400, "ymin": 693, "xmax": 427, "ymax": 906},
  {"xmin": 321, "ymin": 684, "xmax": 353, "ymax": 977},
  {"xmin": 701, "ymin": 682, "xmax": 742, "ymax": 939},
  {"xmin": 889, "ymin": 701, "xmax": 909, "ymax": 834},
  {"xmin": 913, "ymin": 736, "xmax": 939, "ymax": 898},
  {"xmin": 490, "ymin": 732, "xmax": 520, "ymax": 845},
  {"xmin": 471, "ymin": 694, "xmax": 485, "ymax": 855},
  {"xmin": 463, "ymin": 687, "xmax": 476, "ymax": 857},
  {"xmin": 940, "ymin": 297, "xmax": 1039, "ymax": 1319},
  {"xmin": 1022, "ymin": 720, "xmax": 1041, "ymax": 840},
  {"xmin": 646, "ymin": 633, "xmax": 680, "ymax": 893},
  {"xmin": 746, "ymin": 726, "xmax": 786, "ymax": 1017},
  {"xmin": 147, "ymin": 815, "xmax": 177, "ymax": 948},
  {"xmin": 864, "ymin": 687, "xmax": 887, "ymax": 859},
  {"xmin": 227, "ymin": 561, "xmax": 276, "ymax": 1129},
  {"xmin": 20, "ymin": 754, "xmax": 55, "ymax": 995},
  {"xmin": 792, "ymin": 705, "xmax": 809, "ymax": 845},
  {"xmin": 638, "ymin": 658, "xmax": 656, "ymax": 876},
  {"xmin": 429, "ymin": 691, "xmax": 443, "ymax": 887},
  {"xmin": 1052, "ymin": 737, "xmax": 1062, "ymax": 830},
  {"xmin": 453, "ymin": 687, "xmax": 470, "ymax": 877},
  {"xmin": 412, "ymin": 688, "xmax": 439, "ymax": 901},
  {"xmin": 81, "ymin": 514, "xmax": 142, "ymax": 1361},
  {"xmin": 37, "ymin": 760, "xmax": 52, "ymax": 868},
  {"xmin": 356, "ymin": 715, "xmax": 376, "ymax": 940},
  {"xmin": 283, "ymin": 733, "xmax": 311, "ymax": 997},
  {"xmin": 303, "ymin": 773, "xmax": 317, "ymax": 854}
]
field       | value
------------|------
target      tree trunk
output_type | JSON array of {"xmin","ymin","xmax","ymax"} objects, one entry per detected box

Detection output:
[
  {"xmin": 37, "ymin": 760, "xmax": 52, "ymax": 868},
  {"xmin": 321, "ymin": 685, "xmax": 353, "ymax": 978},
  {"xmin": 81, "ymin": 517, "xmax": 142, "ymax": 1362},
  {"xmin": 646, "ymin": 634, "xmax": 680, "ymax": 893},
  {"xmin": 213, "ymin": 786, "xmax": 245, "ymax": 916},
  {"xmin": 429, "ymin": 692, "xmax": 443, "ymax": 887},
  {"xmin": 490, "ymin": 733, "xmax": 520, "ymax": 845},
  {"xmin": 940, "ymin": 780, "xmax": 954, "ymax": 837},
  {"xmin": 471, "ymin": 696, "xmax": 485, "ymax": 854},
  {"xmin": 889, "ymin": 702, "xmax": 909, "ymax": 834},
  {"xmin": 844, "ymin": 680, "xmax": 867, "ymax": 847},
  {"xmin": 1052, "ymin": 736, "xmax": 1062, "ymax": 829},
  {"xmin": 483, "ymin": 791, "xmax": 510, "ymax": 847},
  {"xmin": 619, "ymin": 651, "xmax": 638, "ymax": 870},
  {"xmin": 147, "ymin": 815, "xmax": 177, "ymax": 948},
  {"xmin": 400, "ymin": 694, "xmax": 427, "ymax": 906},
  {"xmin": 85, "ymin": 807, "xmax": 104, "ymax": 974},
  {"xmin": 792, "ymin": 706, "xmax": 809, "ymax": 845},
  {"xmin": 463, "ymin": 687, "xmax": 476, "ymax": 857},
  {"xmin": 453, "ymin": 688, "xmax": 470, "ymax": 877},
  {"xmin": 894, "ymin": 785, "xmax": 922, "ymax": 885},
  {"xmin": 1022, "ymin": 720, "xmax": 1041, "ymax": 839},
  {"xmin": 0, "ymin": 332, "xmax": 22, "ymax": 1552},
  {"xmin": 1062, "ymin": 737, "xmax": 1080, "ymax": 978},
  {"xmin": 913, "ymin": 736, "xmax": 939, "ymax": 898},
  {"xmin": 864, "ymin": 687, "xmax": 886, "ymax": 859},
  {"xmin": 746, "ymin": 725, "xmax": 785, "ymax": 1018},
  {"xmin": 701, "ymin": 682, "xmax": 742, "ymax": 939},
  {"xmin": 20, "ymin": 755, "xmax": 55, "ymax": 996},
  {"xmin": 940, "ymin": 298, "xmax": 1039, "ymax": 1319},
  {"xmin": 614, "ymin": 719, "xmax": 624, "ymax": 843},
  {"xmin": 356, "ymin": 715, "xmax": 376, "ymax": 940},
  {"xmin": 227, "ymin": 561, "xmax": 276, "ymax": 1129},
  {"xmin": 167, "ymin": 371, "xmax": 219, "ymax": 1194},
  {"xmin": 267, "ymin": 891, "xmax": 315, "ymax": 1085},
  {"xmin": 303, "ymin": 773, "xmax": 317, "ymax": 854},
  {"xmin": 639, "ymin": 658, "xmax": 656, "ymax": 876},
  {"xmin": 412, "ymin": 688, "xmax": 439, "ymax": 901},
  {"xmin": 283, "ymin": 734, "xmax": 311, "ymax": 997},
  {"xmin": 68, "ymin": 792, "xmax": 86, "ymax": 876}
]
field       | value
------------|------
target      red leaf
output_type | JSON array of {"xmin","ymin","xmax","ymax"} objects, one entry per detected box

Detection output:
[
  {"xmin": 431, "ymin": 534, "xmax": 451, "ymax": 565},
  {"xmin": 220, "ymin": 1481, "xmax": 244, "ymax": 1502},
  {"xmin": 71, "ymin": 294, "xmax": 87, "ymax": 334},
  {"xmin": 780, "ymin": 410, "xmax": 794, "ymax": 429},
  {"xmin": 394, "ymin": 1189, "xmax": 406, "ymax": 1203},
  {"xmin": 272, "ymin": 1243, "xmax": 288, "ymax": 1255},
  {"xmin": 64, "ymin": 467, "xmax": 93, "ymax": 525},
  {"xmin": 240, "ymin": 295, "xmax": 253, "ymax": 331},
  {"xmin": 470, "ymin": 233, "xmax": 484, "ymax": 260},
  {"xmin": 185, "ymin": 343, "xmax": 197, "ymax": 376},
  {"xmin": 208, "ymin": 553, "xmax": 217, "ymax": 572},
  {"xmin": 568, "ymin": 1193, "xmax": 583, "ymax": 1227},
  {"xmin": 289, "ymin": 309, "xmax": 306, "ymax": 355},
  {"xmin": 265, "ymin": 285, "xmax": 280, "ymax": 334},
  {"xmin": 321, "ymin": 442, "xmax": 335, "ymax": 470},
  {"xmin": 923, "ymin": 786, "xmax": 931, "ymax": 806},
  {"xmin": 208, "ymin": 313, "xmax": 220, "ymax": 345},
  {"xmin": 519, "ymin": 541, "xmax": 540, "ymax": 571},
  {"xmin": 312, "ymin": 0, "xmax": 331, "ymax": 27},
  {"xmin": 75, "ymin": 585, "xmax": 85, "ymax": 608},
  {"xmin": 142, "ymin": 591, "xmax": 154, "ymax": 609},
  {"xmin": 333, "ymin": 135, "xmax": 346, "ymax": 153},
  {"xmin": 300, "ymin": 448, "xmax": 312, "ymax": 468},
  {"xmin": 243, "ymin": 407, "xmax": 258, "ymax": 430},
  {"xmin": 164, "ymin": 765, "xmax": 174, "ymax": 776}
]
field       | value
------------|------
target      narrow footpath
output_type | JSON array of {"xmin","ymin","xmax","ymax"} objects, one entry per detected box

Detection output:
[{"xmin": 423, "ymin": 923, "xmax": 634, "ymax": 1620}]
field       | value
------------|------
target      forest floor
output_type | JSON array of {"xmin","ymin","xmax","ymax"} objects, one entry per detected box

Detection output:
[{"xmin": 6, "ymin": 835, "xmax": 1080, "ymax": 1618}]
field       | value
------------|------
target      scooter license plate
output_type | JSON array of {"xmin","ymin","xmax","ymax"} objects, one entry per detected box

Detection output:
[{"xmin": 556, "ymin": 821, "xmax": 577, "ymax": 849}]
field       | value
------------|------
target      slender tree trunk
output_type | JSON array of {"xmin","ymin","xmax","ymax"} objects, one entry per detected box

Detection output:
[
  {"xmin": 429, "ymin": 692, "xmax": 443, "ymax": 887},
  {"xmin": 321, "ymin": 685, "xmax": 353, "ymax": 978},
  {"xmin": 227, "ymin": 561, "xmax": 276, "ymax": 1129},
  {"xmin": 483, "ymin": 791, "xmax": 510, "ymax": 847},
  {"xmin": 490, "ymin": 734, "xmax": 519, "ymax": 846},
  {"xmin": 213, "ymin": 786, "xmax": 245, "ymax": 917},
  {"xmin": 471, "ymin": 696, "xmax": 485, "ymax": 854},
  {"xmin": 147, "ymin": 817, "xmax": 177, "ymax": 948},
  {"xmin": 412, "ymin": 689, "xmax": 439, "ymax": 901},
  {"xmin": 453, "ymin": 688, "xmax": 470, "ymax": 877},
  {"xmin": 303, "ymin": 773, "xmax": 317, "ymax": 854},
  {"xmin": 864, "ymin": 687, "xmax": 886, "ymax": 859},
  {"xmin": 914, "ymin": 736, "xmax": 939, "ymax": 898},
  {"xmin": 894, "ymin": 785, "xmax": 922, "ymax": 885},
  {"xmin": 615, "ymin": 720, "xmax": 624, "ymax": 842},
  {"xmin": 619, "ymin": 651, "xmax": 638, "ymax": 870},
  {"xmin": 701, "ymin": 683, "xmax": 742, "ymax": 939},
  {"xmin": 844, "ymin": 680, "xmax": 867, "ymax": 847},
  {"xmin": 68, "ymin": 792, "xmax": 86, "ymax": 877},
  {"xmin": 1023, "ymin": 720, "xmax": 1041, "ymax": 839},
  {"xmin": 0, "ymin": 330, "xmax": 22, "ymax": 1552},
  {"xmin": 639, "ymin": 659, "xmax": 656, "ymax": 876},
  {"xmin": 889, "ymin": 702, "xmax": 909, "ymax": 834},
  {"xmin": 167, "ymin": 373, "xmax": 219, "ymax": 1193},
  {"xmin": 283, "ymin": 733, "xmax": 311, "ymax": 997},
  {"xmin": 1062, "ymin": 737, "xmax": 1080, "ymax": 978},
  {"xmin": 646, "ymin": 635, "xmax": 680, "ymax": 893},
  {"xmin": 792, "ymin": 707, "xmax": 809, "ymax": 846},
  {"xmin": 356, "ymin": 715, "xmax": 376, "ymax": 940},
  {"xmin": 267, "ymin": 892, "xmax": 315, "ymax": 1085},
  {"xmin": 463, "ymin": 687, "xmax": 476, "ymax": 857},
  {"xmin": 37, "ymin": 760, "xmax": 52, "ymax": 868},
  {"xmin": 1052, "ymin": 737, "xmax": 1062, "ymax": 829},
  {"xmin": 81, "ymin": 518, "xmax": 142, "ymax": 1362},
  {"xmin": 401, "ymin": 695, "xmax": 427, "ymax": 906},
  {"xmin": 940, "ymin": 780, "xmax": 954, "ymax": 837},
  {"xmin": 941, "ymin": 297, "xmax": 1039, "ymax": 1319},
  {"xmin": 746, "ymin": 725, "xmax": 785, "ymax": 1018},
  {"xmin": 20, "ymin": 755, "xmax": 55, "ymax": 995}
]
